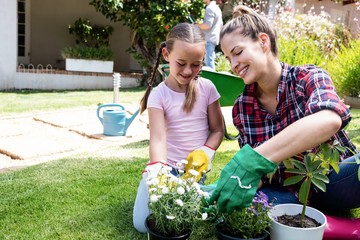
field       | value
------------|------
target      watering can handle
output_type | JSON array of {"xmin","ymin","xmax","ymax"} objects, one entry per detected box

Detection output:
[{"xmin": 97, "ymin": 103, "xmax": 125, "ymax": 124}]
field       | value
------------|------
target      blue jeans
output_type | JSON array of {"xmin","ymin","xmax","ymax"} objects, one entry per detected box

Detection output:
[
  {"xmin": 205, "ymin": 42, "xmax": 216, "ymax": 70},
  {"xmin": 260, "ymin": 154, "xmax": 360, "ymax": 211}
]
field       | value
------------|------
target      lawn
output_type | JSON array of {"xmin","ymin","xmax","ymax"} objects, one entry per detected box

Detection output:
[{"xmin": 0, "ymin": 89, "xmax": 359, "ymax": 239}]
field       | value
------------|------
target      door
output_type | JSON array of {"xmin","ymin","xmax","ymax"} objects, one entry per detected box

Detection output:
[{"xmin": 17, "ymin": 0, "xmax": 30, "ymax": 65}]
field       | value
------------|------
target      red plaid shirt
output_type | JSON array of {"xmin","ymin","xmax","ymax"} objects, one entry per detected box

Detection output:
[{"xmin": 232, "ymin": 62, "xmax": 358, "ymax": 195}]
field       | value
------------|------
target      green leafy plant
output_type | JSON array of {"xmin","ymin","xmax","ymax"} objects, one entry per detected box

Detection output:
[
  {"xmin": 283, "ymin": 141, "xmax": 360, "ymax": 226},
  {"xmin": 326, "ymin": 39, "xmax": 360, "ymax": 97},
  {"xmin": 61, "ymin": 18, "xmax": 114, "ymax": 61},
  {"xmin": 278, "ymin": 37, "xmax": 328, "ymax": 68},
  {"xmin": 60, "ymin": 45, "xmax": 113, "ymax": 61},
  {"xmin": 146, "ymin": 164, "xmax": 209, "ymax": 237},
  {"xmin": 216, "ymin": 191, "xmax": 271, "ymax": 239},
  {"xmin": 89, "ymin": 0, "xmax": 204, "ymax": 69},
  {"xmin": 214, "ymin": 53, "xmax": 233, "ymax": 73},
  {"xmin": 68, "ymin": 18, "xmax": 114, "ymax": 47}
]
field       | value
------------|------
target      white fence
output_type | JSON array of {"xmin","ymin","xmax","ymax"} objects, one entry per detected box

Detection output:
[{"xmin": 13, "ymin": 64, "xmax": 141, "ymax": 90}]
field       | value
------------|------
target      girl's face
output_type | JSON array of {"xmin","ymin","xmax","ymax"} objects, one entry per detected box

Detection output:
[
  {"xmin": 163, "ymin": 40, "xmax": 205, "ymax": 90},
  {"xmin": 221, "ymin": 30, "xmax": 267, "ymax": 85}
]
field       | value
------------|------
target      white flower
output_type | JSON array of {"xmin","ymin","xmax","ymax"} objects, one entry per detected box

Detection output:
[
  {"xmin": 188, "ymin": 169, "xmax": 199, "ymax": 176},
  {"xmin": 166, "ymin": 215, "xmax": 175, "ymax": 220},
  {"xmin": 177, "ymin": 186, "xmax": 185, "ymax": 195},
  {"xmin": 202, "ymin": 212, "xmax": 208, "ymax": 220},
  {"xmin": 161, "ymin": 187, "xmax": 169, "ymax": 194},
  {"xmin": 181, "ymin": 159, "xmax": 188, "ymax": 164},
  {"xmin": 202, "ymin": 192, "xmax": 210, "ymax": 198},
  {"xmin": 192, "ymin": 162, "xmax": 199, "ymax": 167},
  {"xmin": 150, "ymin": 194, "xmax": 161, "ymax": 203},
  {"xmin": 192, "ymin": 182, "xmax": 200, "ymax": 190},
  {"xmin": 175, "ymin": 199, "xmax": 184, "ymax": 207}
]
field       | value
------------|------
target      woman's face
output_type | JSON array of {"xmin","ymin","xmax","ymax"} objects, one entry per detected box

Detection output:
[
  {"xmin": 163, "ymin": 40, "xmax": 205, "ymax": 89},
  {"xmin": 221, "ymin": 30, "xmax": 267, "ymax": 84}
]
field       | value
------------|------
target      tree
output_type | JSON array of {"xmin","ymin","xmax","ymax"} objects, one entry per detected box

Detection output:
[{"xmin": 90, "ymin": 0, "xmax": 204, "ymax": 80}]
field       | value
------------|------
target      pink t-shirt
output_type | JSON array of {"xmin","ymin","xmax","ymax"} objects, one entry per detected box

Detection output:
[{"xmin": 148, "ymin": 77, "xmax": 220, "ymax": 169}]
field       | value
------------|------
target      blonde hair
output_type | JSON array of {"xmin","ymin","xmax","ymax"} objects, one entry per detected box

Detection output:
[
  {"xmin": 220, "ymin": 5, "xmax": 278, "ymax": 56},
  {"xmin": 140, "ymin": 22, "xmax": 205, "ymax": 113}
]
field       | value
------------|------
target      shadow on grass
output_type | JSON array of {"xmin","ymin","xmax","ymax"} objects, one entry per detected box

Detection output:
[{"xmin": 121, "ymin": 139, "xmax": 149, "ymax": 149}]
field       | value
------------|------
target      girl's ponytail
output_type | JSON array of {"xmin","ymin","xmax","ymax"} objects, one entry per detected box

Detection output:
[{"xmin": 140, "ymin": 42, "xmax": 166, "ymax": 114}]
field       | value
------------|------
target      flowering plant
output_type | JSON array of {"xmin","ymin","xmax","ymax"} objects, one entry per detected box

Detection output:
[
  {"xmin": 146, "ymin": 162, "xmax": 209, "ymax": 237},
  {"xmin": 216, "ymin": 191, "xmax": 272, "ymax": 239}
]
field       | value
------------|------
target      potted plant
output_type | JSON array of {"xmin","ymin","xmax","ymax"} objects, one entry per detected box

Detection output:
[
  {"xmin": 60, "ymin": 18, "xmax": 114, "ymax": 73},
  {"xmin": 215, "ymin": 191, "xmax": 271, "ymax": 240},
  {"xmin": 145, "ymin": 163, "xmax": 209, "ymax": 240},
  {"xmin": 268, "ymin": 141, "xmax": 360, "ymax": 240}
]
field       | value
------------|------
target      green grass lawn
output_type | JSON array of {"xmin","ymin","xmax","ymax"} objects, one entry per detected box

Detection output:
[{"xmin": 0, "ymin": 90, "xmax": 359, "ymax": 239}]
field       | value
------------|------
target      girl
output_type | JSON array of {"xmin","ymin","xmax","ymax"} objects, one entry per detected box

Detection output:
[
  {"xmin": 133, "ymin": 22, "xmax": 224, "ymax": 233},
  {"xmin": 209, "ymin": 5, "xmax": 360, "ymax": 215}
]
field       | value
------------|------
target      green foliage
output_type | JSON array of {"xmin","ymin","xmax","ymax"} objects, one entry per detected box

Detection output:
[
  {"xmin": 326, "ymin": 39, "xmax": 360, "ymax": 97},
  {"xmin": 278, "ymin": 37, "xmax": 328, "ymax": 67},
  {"xmin": 214, "ymin": 53, "xmax": 233, "ymax": 73},
  {"xmin": 217, "ymin": 191, "xmax": 271, "ymax": 238},
  {"xmin": 61, "ymin": 44, "xmax": 114, "ymax": 60},
  {"xmin": 61, "ymin": 18, "xmax": 114, "ymax": 60},
  {"xmin": 68, "ymin": 18, "xmax": 114, "ymax": 47},
  {"xmin": 284, "ymin": 142, "xmax": 360, "ymax": 225},
  {"xmin": 89, "ymin": 0, "xmax": 205, "ymax": 68},
  {"xmin": 274, "ymin": 9, "xmax": 354, "ymax": 75},
  {"xmin": 146, "ymin": 165, "xmax": 208, "ymax": 237},
  {"xmin": 275, "ymin": 11, "xmax": 352, "ymax": 58}
]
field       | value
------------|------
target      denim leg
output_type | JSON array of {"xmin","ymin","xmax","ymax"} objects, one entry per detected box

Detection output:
[
  {"xmin": 310, "ymin": 154, "xmax": 360, "ymax": 211},
  {"xmin": 133, "ymin": 178, "xmax": 150, "ymax": 233},
  {"xmin": 260, "ymin": 187, "xmax": 300, "ymax": 205},
  {"xmin": 205, "ymin": 42, "xmax": 216, "ymax": 70}
]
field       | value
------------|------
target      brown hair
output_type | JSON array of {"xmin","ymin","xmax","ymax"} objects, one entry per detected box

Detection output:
[
  {"xmin": 140, "ymin": 22, "xmax": 205, "ymax": 113},
  {"xmin": 220, "ymin": 5, "xmax": 278, "ymax": 56}
]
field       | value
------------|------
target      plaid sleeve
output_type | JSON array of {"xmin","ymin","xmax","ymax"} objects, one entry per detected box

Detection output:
[{"xmin": 301, "ymin": 66, "xmax": 351, "ymax": 129}]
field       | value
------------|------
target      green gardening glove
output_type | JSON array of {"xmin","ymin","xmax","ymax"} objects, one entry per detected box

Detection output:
[{"xmin": 208, "ymin": 144, "xmax": 277, "ymax": 213}]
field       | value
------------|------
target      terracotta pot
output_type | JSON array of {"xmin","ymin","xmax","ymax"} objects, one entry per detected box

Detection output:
[
  {"xmin": 215, "ymin": 224, "xmax": 270, "ymax": 240},
  {"xmin": 145, "ymin": 216, "xmax": 191, "ymax": 240},
  {"xmin": 268, "ymin": 204, "xmax": 327, "ymax": 240}
]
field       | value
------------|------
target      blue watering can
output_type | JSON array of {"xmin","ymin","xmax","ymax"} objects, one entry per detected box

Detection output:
[{"xmin": 97, "ymin": 103, "xmax": 139, "ymax": 136}]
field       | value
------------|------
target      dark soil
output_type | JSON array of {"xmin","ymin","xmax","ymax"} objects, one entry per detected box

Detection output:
[{"xmin": 276, "ymin": 214, "xmax": 321, "ymax": 228}]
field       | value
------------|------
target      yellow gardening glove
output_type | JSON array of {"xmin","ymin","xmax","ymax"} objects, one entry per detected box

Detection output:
[{"xmin": 183, "ymin": 145, "xmax": 215, "ymax": 182}]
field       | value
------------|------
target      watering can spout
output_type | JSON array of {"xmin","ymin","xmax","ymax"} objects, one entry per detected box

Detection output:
[{"xmin": 125, "ymin": 108, "xmax": 139, "ymax": 131}]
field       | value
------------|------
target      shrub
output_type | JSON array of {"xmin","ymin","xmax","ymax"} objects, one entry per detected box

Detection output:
[
  {"xmin": 278, "ymin": 36, "xmax": 328, "ymax": 67},
  {"xmin": 61, "ymin": 18, "xmax": 114, "ymax": 61},
  {"xmin": 60, "ymin": 45, "xmax": 114, "ymax": 61},
  {"xmin": 326, "ymin": 39, "xmax": 360, "ymax": 97}
]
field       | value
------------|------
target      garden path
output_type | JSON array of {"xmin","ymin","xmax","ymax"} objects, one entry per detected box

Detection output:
[
  {"xmin": 0, "ymin": 105, "xmax": 233, "ymax": 172},
  {"xmin": 0, "ymin": 104, "xmax": 148, "ymax": 172}
]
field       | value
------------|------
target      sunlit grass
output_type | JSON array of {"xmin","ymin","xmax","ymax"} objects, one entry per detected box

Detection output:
[
  {"xmin": 0, "ymin": 87, "xmax": 146, "ymax": 115},
  {"xmin": 0, "ymin": 89, "xmax": 359, "ymax": 239}
]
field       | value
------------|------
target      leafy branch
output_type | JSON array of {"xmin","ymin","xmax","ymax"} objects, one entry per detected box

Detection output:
[{"xmin": 283, "ymin": 141, "xmax": 360, "ymax": 227}]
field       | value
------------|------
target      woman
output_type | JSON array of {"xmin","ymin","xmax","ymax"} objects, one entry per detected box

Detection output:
[{"xmin": 209, "ymin": 5, "xmax": 360, "ymax": 215}]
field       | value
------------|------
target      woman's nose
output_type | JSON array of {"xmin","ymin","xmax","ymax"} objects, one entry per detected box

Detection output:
[{"xmin": 231, "ymin": 57, "xmax": 238, "ymax": 72}]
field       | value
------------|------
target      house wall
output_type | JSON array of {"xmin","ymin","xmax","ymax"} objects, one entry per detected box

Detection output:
[
  {"xmin": 0, "ymin": 0, "xmax": 17, "ymax": 89},
  {"xmin": 29, "ymin": 0, "xmax": 141, "ymax": 72}
]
